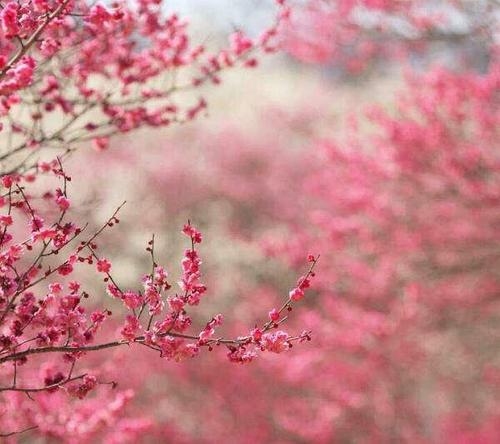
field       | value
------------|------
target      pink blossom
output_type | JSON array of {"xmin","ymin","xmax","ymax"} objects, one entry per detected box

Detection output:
[
  {"xmin": 93, "ymin": 137, "xmax": 109, "ymax": 151},
  {"xmin": 122, "ymin": 291, "xmax": 143, "ymax": 310},
  {"xmin": 0, "ymin": 2, "xmax": 19, "ymax": 38},
  {"xmin": 56, "ymin": 196, "xmax": 70, "ymax": 211},
  {"xmin": 121, "ymin": 315, "xmax": 141, "ymax": 341},
  {"xmin": 97, "ymin": 258, "xmax": 112, "ymax": 273},
  {"xmin": 261, "ymin": 331, "xmax": 290, "ymax": 353},
  {"xmin": 0, "ymin": 215, "xmax": 13, "ymax": 226},
  {"xmin": 269, "ymin": 308, "xmax": 280, "ymax": 322},
  {"xmin": 289, "ymin": 287, "xmax": 304, "ymax": 301}
]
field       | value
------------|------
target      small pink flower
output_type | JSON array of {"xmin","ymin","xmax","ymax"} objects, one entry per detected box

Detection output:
[
  {"xmin": 68, "ymin": 375, "xmax": 97, "ymax": 399},
  {"xmin": 33, "ymin": 229, "xmax": 57, "ymax": 241},
  {"xmin": 121, "ymin": 315, "xmax": 140, "ymax": 341},
  {"xmin": 0, "ymin": 215, "xmax": 13, "ymax": 226},
  {"xmin": 182, "ymin": 223, "xmax": 202, "ymax": 243},
  {"xmin": 229, "ymin": 31, "xmax": 253, "ymax": 56},
  {"xmin": 289, "ymin": 287, "xmax": 304, "ymax": 302},
  {"xmin": 213, "ymin": 314, "xmax": 223, "ymax": 326},
  {"xmin": 0, "ymin": 2, "xmax": 20, "ymax": 38},
  {"xmin": 92, "ymin": 137, "xmax": 109, "ymax": 151},
  {"xmin": 58, "ymin": 263, "xmax": 73, "ymax": 276},
  {"xmin": 122, "ymin": 291, "xmax": 143, "ymax": 310},
  {"xmin": 56, "ymin": 196, "xmax": 70, "ymax": 211},
  {"xmin": 29, "ymin": 215, "xmax": 44, "ymax": 232},
  {"xmin": 68, "ymin": 281, "xmax": 80, "ymax": 293},
  {"xmin": 1, "ymin": 175, "xmax": 13, "ymax": 188},
  {"xmin": 269, "ymin": 308, "xmax": 280, "ymax": 322},
  {"xmin": 199, "ymin": 327, "xmax": 214, "ymax": 342},
  {"xmin": 168, "ymin": 297, "xmax": 185, "ymax": 312},
  {"xmin": 87, "ymin": 4, "xmax": 112, "ymax": 26},
  {"xmin": 40, "ymin": 38, "xmax": 60, "ymax": 57},
  {"xmin": 97, "ymin": 258, "xmax": 111, "ymax": 273},
  {"xmin": 48, "ymin": 283, "xmax": 63, "ymax": 294},
  {"xmin": 261, "ymin": 331, "xmax": 290, "ymax": 354},
  {"xmin": 106, "ymin": 284, "xmax": 120, "ymax": 298},
  {"xmin": 251, "ymin": 328, "xmax": 263, "ymax": 342}
]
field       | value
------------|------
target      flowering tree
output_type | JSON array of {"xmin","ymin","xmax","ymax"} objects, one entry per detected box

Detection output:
[
  {"xmin": 49, "ymin": 0, "xmax": 499, "ymax": 440},
  {"xmin": 53, "ymin": 60, "xmax": 499, "ymax": 441},
  {"xmin": 1, "ymin": 0, "xmax": 499, "ymax": 441},
  {"xmin": 0, "ymin": 0, "xmax": 326, "ymax": 439}
]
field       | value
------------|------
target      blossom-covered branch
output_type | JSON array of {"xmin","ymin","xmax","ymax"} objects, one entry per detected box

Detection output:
[
  {"xmin": 0, "ymin": 162, "xmax": 318, "ymax": 416},
  {"xmin": 0, "ymin": 0, "xmax": 290, "ymax": 175}
]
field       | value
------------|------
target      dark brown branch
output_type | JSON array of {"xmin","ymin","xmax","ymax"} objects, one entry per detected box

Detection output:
[
  {"xmin": 0, "ymin": 373, "xmax": 86, "ymax": 393},
  {"xmin": 0, "ymin": 425, "xmax": 38, "ymax": 438}
]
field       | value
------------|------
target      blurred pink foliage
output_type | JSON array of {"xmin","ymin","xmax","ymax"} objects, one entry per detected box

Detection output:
[
  {"xmin": 284, "ymin": 0, "xmax": 497, "ymax": 72},
  {"xmin": 39, "ymin": 61, "xmax": 498, "ymax": 442}
]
